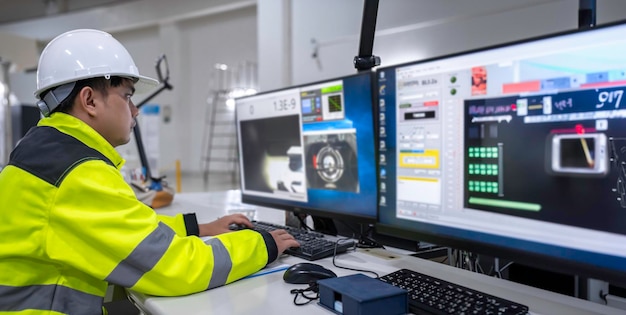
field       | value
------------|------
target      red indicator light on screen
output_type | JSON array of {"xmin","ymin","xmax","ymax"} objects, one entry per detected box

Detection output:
[
  {"xmin": 575, "ymin": 124, "xmax": 585, "ymax": 134},
  {"xmin": 511, "ymin": 104, "xmax": 517, "ymax": 111}
]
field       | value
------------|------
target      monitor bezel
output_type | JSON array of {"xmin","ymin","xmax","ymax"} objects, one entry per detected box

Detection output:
[
  {"xmin": 376, "ymin": 222, "xmax": 626, "ymax": 286},
  {"xmin": 235, "ymin": 71, "xmax": 379, "ymax": 224},
  {"xmin": 374, "ymin": 19, "xmax": 626, "ymax": 286}
]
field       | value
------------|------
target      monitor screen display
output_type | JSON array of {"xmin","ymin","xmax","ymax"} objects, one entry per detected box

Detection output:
[
  {"xmin": 235, "ymin": 72, "xmax": 377, "ymax": 221},
  {"xmin": 376, "ymin": 20, "xmax": 626, "ymax": 284}
]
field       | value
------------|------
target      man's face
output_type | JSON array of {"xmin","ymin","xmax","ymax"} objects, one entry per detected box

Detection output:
[{"xmin": 97, "ymin": 79, "xmax": 138, "ymax": 147}]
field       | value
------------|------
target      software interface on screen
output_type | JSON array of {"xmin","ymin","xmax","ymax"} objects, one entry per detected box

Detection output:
[
  {"xmin": 377, "ymin": 22, "xmax": 626, "ymax": 274},
  {"xmin": 235, "ymin": 73, "xmax": 377, "ymax": 220}
]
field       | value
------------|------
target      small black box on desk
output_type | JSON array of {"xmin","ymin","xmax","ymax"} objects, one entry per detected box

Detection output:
[{"xmin": 317, "ymin": 273, "xmax": 407, "ymax": 315}]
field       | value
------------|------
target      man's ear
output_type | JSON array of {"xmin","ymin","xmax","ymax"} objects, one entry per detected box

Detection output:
[{"xmin": 77, "ymin": 86, "xmax": 98, "ymax": 117}]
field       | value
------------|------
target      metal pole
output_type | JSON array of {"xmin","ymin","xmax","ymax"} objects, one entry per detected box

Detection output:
[
  {"xmin": 354, "ymin": 0, "xmax": 381, "ymax": 72},
  {"xmin": 578, "ymin": 0, "xmax": 596, "ymax": 29},
  {"xmin": 1, "ymin": 60, "xmax": 13, "ymax": 166}
]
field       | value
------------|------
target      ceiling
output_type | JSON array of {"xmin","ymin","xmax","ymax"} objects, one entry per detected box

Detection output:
[{"xmin": 0, "ymin": 0, "xmax": 134, "ymax": 25}]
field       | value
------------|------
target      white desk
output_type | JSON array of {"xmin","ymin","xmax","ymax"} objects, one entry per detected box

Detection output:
[{"xmin": 127, "ymin": 191, "xmax": 623, "ymax": 315}]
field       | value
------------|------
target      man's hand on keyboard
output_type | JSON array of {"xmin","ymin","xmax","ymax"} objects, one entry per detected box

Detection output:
[
  {"xmin": 270, "ymin": 229, "xmax": 300, "ymax": 254},
  {"xmin": 199, "ymin": 213, "xmax": 254, "ymax": 236}
]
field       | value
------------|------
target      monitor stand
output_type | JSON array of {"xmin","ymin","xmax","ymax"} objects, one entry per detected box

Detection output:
[{"xmin": 312, "ymin": 216, "xmax": 338, "ymax": 235}]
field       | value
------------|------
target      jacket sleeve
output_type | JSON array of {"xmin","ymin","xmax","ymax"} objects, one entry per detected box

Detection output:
[
  {"xmin": 157, "ymin": 212, "xmax": 199, "ymax": 236},
  {"xmin": 47, "ymin": 160, "xmax": 277, "ymax": 296}
]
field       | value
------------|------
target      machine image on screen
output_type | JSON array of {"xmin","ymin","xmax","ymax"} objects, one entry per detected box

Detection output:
[
  {"xmin": 304, "ymin": 130, "xmax": 359, "ymax": 193},
  {"xmin": 238, "ymin": 113, "xmax": 305, "ymax": 200},
  {"xmin": 376, "ymin": 20, "xmax": 626, "ymax": 285},
  {"xmin": 235, "ymin": 73, "xmax": 377, "ymax": 221}
]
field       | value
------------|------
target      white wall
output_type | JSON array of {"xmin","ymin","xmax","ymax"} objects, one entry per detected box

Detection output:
[
  {"xmin": 0, "ymin": 0, "xmax": 254, "ymax": 42},
  {"xmin": 112, "ymin": 6, "xmax": 258, "ymax": 174},
  {"xmin": 0, "ymin": 32, "xmax": 37, "ymax": 71},
  {"xmin": 259, "ymin": 0, "xmax": 626, "ymax": 90},
  {"xmin": 176, "ymin": 6, "xmax": 257, "ymax": 174},
  {"xmin": 257, "ymin": 0, "xmax": 291, "ymax": 91}
]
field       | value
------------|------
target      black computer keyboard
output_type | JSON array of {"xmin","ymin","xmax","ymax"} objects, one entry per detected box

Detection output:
[
  {"xmin": 378, "ymin": 269, "xmax": 529, "ymax": 315},
  {"xmin": 234, "ymin": 220, "xmax": 355, "ymax": 261}
]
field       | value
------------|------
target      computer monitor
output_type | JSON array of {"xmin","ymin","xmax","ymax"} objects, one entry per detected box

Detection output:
[
  {"xmin": 376, "ymin": 20, "xmax": 626, "ymax": 285},
  {"xmin": 235, "ymin": 72, "xmax": 377, "ymax": 223}
]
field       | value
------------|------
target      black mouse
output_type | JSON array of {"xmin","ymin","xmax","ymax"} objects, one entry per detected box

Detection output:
[
  {"xmin": 228, "ymin": 223, "xmax": 249, "ymax": 231},
  {"xmin": 282, "ymin": 262, "xmax": 337, "ymax": 284}
]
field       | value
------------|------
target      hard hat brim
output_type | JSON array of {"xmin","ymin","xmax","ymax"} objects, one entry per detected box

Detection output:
[
  {"xmin": 133, "ymin": 74, "xmax": 160, "ymax": 95},
  {"xmin": 34, "ymin": 74, "xmax": 159, "ymax": 99}
]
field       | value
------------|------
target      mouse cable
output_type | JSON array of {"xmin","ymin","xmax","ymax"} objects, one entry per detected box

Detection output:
[
  {"xmin": 331, "ymin": 237, "xmax": 380, "ymax": 278},
  {"xmin": 290, "ymin": 282, "xmax": 319, "ymax": 306}
]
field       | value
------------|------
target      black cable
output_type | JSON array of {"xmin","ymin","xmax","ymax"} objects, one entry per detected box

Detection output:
[
  {"xmin": 331, "ymin": 237, "xmax": 380, "ymax": 278},
  {"xmin": 295, "ymin": 214, "xmax": 314, "ymax": 231},
  {"xmin": 599, "ymin": 289, "xmax": 609, "ymax": 305},
  {"xmin": 290, "ymin": 283, "xmax": 319, "ymax": 306}
]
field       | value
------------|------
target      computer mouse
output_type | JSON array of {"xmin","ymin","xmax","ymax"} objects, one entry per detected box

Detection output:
[
  {"xmin": 228, "ymin": 223, "xmax": 249, "ymax": 231},
  {"xmin": 282, "ymin": 262, "xmax": 337, "ymax": 284}
]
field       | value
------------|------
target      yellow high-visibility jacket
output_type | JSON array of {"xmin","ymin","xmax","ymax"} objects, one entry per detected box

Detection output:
[{"xmin": 0, "ymin": 113, "xmax": 278, "ymax": 314}]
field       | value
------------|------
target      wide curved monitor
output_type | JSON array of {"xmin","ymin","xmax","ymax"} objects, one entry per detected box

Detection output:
[
  {"xmin": 376, "ymin": 20, "xmax": 626, "ymax": 285},
  {"xmin": 235, "ymin": 72, "xmax": 377, "ymax": 222}
]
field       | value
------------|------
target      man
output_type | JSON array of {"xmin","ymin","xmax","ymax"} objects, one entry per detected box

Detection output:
[{"xmin": 0, "ymin": 29, "xmax": 299, "ymax": 314}]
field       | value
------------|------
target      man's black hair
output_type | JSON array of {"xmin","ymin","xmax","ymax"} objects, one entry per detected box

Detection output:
[{"xmin": 54, "ymin": 76, "xmax": 125, "ymax": 114}]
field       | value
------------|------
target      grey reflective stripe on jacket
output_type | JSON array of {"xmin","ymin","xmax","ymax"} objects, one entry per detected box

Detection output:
[
  {"xmin": 105, "ymin": 222, "xmax": 234, "ymax": 291},
  {"xmin": 0, "ymin": 284, "xmax": 102, "ymax": 314},
  {"xmin": 205, "ymin": 237, "xmax": 233, "ymax": 289},
  {"xmin": 106, "ymin": 222, "xmax": 176, "ymax": 287}
]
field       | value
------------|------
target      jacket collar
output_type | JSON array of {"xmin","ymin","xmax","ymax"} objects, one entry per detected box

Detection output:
[{"xmin": 38, "ymin": 112, "xmax": 126, "ymax": 169}]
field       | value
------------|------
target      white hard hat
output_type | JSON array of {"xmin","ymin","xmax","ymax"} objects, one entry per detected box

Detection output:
[{"xmin": 35, "ymin": 29, "xmax": 159, "ymax": 116}]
